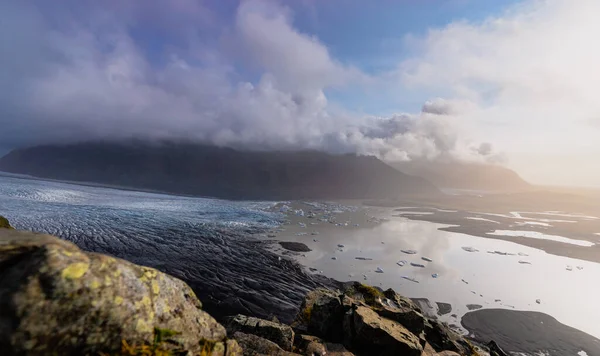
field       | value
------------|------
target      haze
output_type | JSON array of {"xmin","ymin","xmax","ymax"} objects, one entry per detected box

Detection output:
[{"xmin": 1, "ymin": 0, "xmax": 598, "ymax": 187}]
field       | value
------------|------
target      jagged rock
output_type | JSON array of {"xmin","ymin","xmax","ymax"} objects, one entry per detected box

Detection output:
[
  {"xmin": 0, "ymin": 215, "xmax": 12, "ymax": 229},
  {"xmin": 295, "ymin": 288, "xmax": 346, "ymax": 342},
  {"xmin": 383, "ymin": 288, "xmax": 420, "ymax": 311},
  {"xmin": 375, "ymin": 303, "xmax": 426, "ymax": 336},
  {"xmin": 345, "ymin": 306, "xmax": 423, "ymax": 356},
  {"xmin": 224, "ymin": 314, "xmax": 295, "ymax": 351},
  {"xmin": 296, "ymin": 335, "xmax": 354, "ymax": 356},
  {"xmin": 0, "ymin": 229, "xmax": 239, "ymax": 355},
  {"xmin": 423, "ymin": 319, "xmax": 466, "ymax": 353},
  {"xmin": 232, "ymin": 332, "xmax": 299, "ymax": 356},
  {"xmin": 487, "ymin": 340, "xmax": 509, "ymax": 356}
]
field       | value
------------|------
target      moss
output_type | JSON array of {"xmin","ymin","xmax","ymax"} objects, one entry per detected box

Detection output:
[
  {"xmin": 354, "ymin": 283, "xmax": 384, "ymax": 305},
  {"xmin": 0, "ymin": 215, "xmax": 13, "ymax": 229},
  {"xmin": 301, "ymin": 305, "xmax": 312, "ymax": 323}
]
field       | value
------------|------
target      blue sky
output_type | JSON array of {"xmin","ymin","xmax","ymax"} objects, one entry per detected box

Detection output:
[{"xmin": 1, "ymin": 0, "xmax": 600, "ymax": 185}]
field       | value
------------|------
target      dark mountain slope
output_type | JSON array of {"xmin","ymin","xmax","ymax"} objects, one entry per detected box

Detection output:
[
  {"xmin": 0, "ymin": 142, "xmax": 439, "ymax": 200},
  {"xmin": 391, "ymin": 160, "xmax": 531, "ymax": 192}
]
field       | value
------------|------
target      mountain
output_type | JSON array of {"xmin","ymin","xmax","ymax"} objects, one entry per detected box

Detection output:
[
  {"xmin": 0, "ymin": 142, "xmax": 439, "ymax": 200},
  {"xmin": 390, "ymin": 161, "xmax": 531, "ymax": 192}
]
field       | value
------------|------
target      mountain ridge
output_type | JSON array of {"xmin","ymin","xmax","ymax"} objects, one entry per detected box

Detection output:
[
  {"xmin": 390, "ymin": 160, "xmax": 531, "ymax": 192},
  {"xmin": 0, "ymin": 142, "xmax": 440, "ymax": 200}
]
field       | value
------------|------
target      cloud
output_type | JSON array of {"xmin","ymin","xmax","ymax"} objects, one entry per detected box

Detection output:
[
  {"xmin": 399, "ymin": 0, "xmax": 600, "ymax": 158},
  {"xmin": 0, "ymin": 0, "xmax": 491, "ymax": 165}
]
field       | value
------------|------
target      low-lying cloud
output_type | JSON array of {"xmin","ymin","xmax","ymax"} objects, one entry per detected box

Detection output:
[{"xmin": 6, "ymin": 0, "xmax": 595, "ymax": 177}]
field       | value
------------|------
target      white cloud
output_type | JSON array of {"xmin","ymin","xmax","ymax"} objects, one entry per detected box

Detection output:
[{"xmin": 400, "ymin": 0, "xmax": 600, "ymax": 153}]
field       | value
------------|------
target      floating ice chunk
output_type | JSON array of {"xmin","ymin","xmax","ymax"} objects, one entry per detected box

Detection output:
[
  {"xmin": 410, "ymin": 263, "xmax": 425, "ymax": 268},
  {"xmin": 401, "ymin": 249, "xmax": 417, "ymax": 254},
  {"xmin": 421, "ymin": 257, "xmax": 433, "ymax": 262},
  {"xmin": 396, "ymin": 260, "xmax": 406, "ymax": 267},
  {"xmin": 402, "ymin": 276, "xmax": 419, "ymax": 283},
  {"xmin": 280, "ymin": 205, "xmax": 291, "ymax": 212},
  {"xmin": 294, "ymin": 209, "xmax": 305, "ymax": 216},
  {"xmin": 518, "ymin": 252, "xmax": 529, "ymax": 256},
  {"xmin": 311, "ymin": 231, "xmax": 319, "ymax": 235},
  {"xmin": 431, "ymin": 273, "xmax": 438, "ymax": 278},
  {"xmin": 296, "ymin": 232, "xmax": 308, "ymax": 236},
  {"xmin": 298, "ymin": 222, "xmax": 306, "ymax": 228},
  {"xmin": 375, "ymin": 267, "xmax": 384, "ymax": 273},
  {"xmin": 462, "ymin": 247, "xmax": 479, "ymax": 253}
]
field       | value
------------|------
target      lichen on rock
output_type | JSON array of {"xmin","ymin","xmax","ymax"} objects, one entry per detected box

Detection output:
[
  {"xmin": 0, "ymin": 215, "xmax": 13, "ymax": 229},
  {"xmin": 0, "ymin": 229, "xmax": 238, "ymax": 355}
]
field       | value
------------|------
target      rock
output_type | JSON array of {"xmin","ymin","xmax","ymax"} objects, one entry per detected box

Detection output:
[
  {"xmin": 487, "ymin": 340, "xmax": 510, "ymax": 356},
  {"xmin": 422, "ymin": 319, "xmax": 466, "ymax": 354},
  {"xmin": 294, "ymin": 288, "xmax": 346, "ymax": 342},
  {"xmin": 345, "ymin": 306, "xmax": 423, "ymax": 356},
  {"xmin": 421, "ymin": 342, "xmax": 437, "ymax": 356},
  {"xmin": 279, "ymin": 242, "xmax": 312, "ymax": 252},
  {"xmin": 296, "ymin": 335, "xmax": 327, "ymax": 356},
  {"xmin": 383, "ymin": 288, "xmax": 420, "ymax": 311},
  {"xmin": 0, "ymin": 229, "xmax": 236, "ymax": 355},
  {"xmin": 0, "ymin": 215, "xmax": 12, "ymax": 229},
  {"xmin": 296, "ymin": 335, "xmax": 354, "ymax": 356},
  {"xmin": 374, "ymin": 304, "xmax": 426, "ymax": 336},
  {"xmin": 232, "ymin": 332, "xmax": 299, "ymax": 356},
  {"xmin": 224, "ymin": 314, "xmax": 295, "ymax": 351}
]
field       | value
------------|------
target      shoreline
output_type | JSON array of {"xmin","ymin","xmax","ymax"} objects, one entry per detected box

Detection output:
[{"xmin": 261, "ymin": 200, "xmax": 600, "ymax": 354}]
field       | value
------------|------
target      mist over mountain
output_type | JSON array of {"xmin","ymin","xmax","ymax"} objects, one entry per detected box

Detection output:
[
  {"xmin": 391, "ymin": 160, "xmax": 531, "ymax": 192},
  {"xmin": 0, "ymin": 142, "xmax": 439, "ymax": 200}
]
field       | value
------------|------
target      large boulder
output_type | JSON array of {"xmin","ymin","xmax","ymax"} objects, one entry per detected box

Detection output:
[
  {"xmin": 0, "ymin": 229, "xmax": 240, "ymax": 355},
  {"xmin": 232, "ymin": 332, "xmax": 299, "ymax": 356},
  {"xmin": 294, "ymin": 288, "xmax": 346, "ymax": 342},
  {"xmin": 224, "ymin": 314, "xmax": 294, "ymax": 351},
  {"xmin": 344, "ymin": 306, "xmax": 423, "ymax": 356}
]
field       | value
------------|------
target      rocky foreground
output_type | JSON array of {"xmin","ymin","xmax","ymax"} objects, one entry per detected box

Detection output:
[{"xmin": 0, "ymin": 221, "xmax": 507, "ymax": 355}]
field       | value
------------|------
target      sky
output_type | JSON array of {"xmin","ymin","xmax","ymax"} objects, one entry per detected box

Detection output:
[{"xmin": 1, "ymin": 0, "xmax": 599, "ymax": 186}]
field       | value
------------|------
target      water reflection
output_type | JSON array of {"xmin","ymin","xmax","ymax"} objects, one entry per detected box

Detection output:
[{"xmin": 286, "ymin": 215, "xmax": 600, "ymax": 338}]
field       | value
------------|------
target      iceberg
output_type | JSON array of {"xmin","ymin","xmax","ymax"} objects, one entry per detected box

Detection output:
[{"xmin": 402, "ymin": 276, "xmax": 419, "ymax": 283}]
